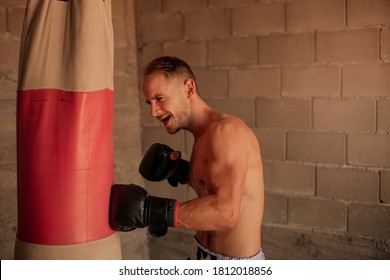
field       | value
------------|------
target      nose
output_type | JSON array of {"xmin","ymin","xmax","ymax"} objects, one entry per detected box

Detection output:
[{"xmin": 150, "ymin": 101, "xmax": 160, "ymax": 117}]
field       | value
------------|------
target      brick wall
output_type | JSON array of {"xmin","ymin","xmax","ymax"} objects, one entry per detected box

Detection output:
[
  {"xmin": 0, "ymin": 0, "xmax": 24, "ymax": 260},
  {"xmin": 112, "ymin": 0, "xmax": 149, "ymax": 260},
  {"xmin": 1, "ymin": 0, "xmax": 389, "ymax": 260},
  {"xmin": 0, "ymin": 0, "xmax": 148, "ymax": 259},
  {"xmin": 136, "ymin": 0, "xmax": 390, "ymax": 259}
]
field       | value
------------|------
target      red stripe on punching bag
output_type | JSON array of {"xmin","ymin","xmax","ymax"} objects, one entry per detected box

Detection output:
[{"xmin": 17, "ymin": 88, "xmax": 115, "ymax": 245}]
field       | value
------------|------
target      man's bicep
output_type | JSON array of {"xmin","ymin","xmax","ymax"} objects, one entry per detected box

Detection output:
[{"xmin": 206, "ymin": 132, "xmax": 248, "ymax": 196}]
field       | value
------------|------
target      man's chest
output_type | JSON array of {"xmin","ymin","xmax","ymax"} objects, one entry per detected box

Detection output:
[{"xmin": 189, "ymin": 146, "xmax": 209, "ymax": 195}]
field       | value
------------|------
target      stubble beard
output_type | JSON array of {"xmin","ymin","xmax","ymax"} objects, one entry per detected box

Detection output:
[
  {"xmin": 167, "ymin": 107, "xmax": 190, "ymax": 135},
  {"xmin": 166, "ymin": 123, "xmax": 181, "ymax": 135}
]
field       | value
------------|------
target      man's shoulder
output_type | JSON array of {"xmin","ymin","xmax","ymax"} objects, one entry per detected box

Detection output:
[{"xmin": 206, "ymin": 114, "xmax": 252, "ymax": 140}]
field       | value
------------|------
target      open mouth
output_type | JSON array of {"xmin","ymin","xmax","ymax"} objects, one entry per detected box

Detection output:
[{"xmin": 160, "ymin": 115, "xmax": 171, "ymax": 125}]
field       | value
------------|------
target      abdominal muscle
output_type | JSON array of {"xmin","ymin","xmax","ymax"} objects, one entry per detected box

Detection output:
[
  {"xmin": 190, "ymin": 162, "xmax": 264, "ymax": 258},
  {"xmin": 195, "ymin": 223, "xmax": 261, "ymax": 258}
]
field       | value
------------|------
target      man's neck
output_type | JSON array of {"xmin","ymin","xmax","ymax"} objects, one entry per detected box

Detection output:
[{"xmin": 186, "ymin": 98, "xmax": 215, "ymax": 139}]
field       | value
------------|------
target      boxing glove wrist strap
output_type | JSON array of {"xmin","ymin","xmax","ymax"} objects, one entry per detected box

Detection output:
[
  {"xmin": 148, "ymin": 197, "xmax": 179, "ymax": 237},
  {"xmin": 166, "ymin": 199, "xmax": 179, "ymax": 228},
  {"xmin": 173, "ymin": 200, "xmax": 180, "ymax": 228}
]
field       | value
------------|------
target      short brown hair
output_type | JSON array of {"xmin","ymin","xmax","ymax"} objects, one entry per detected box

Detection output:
[{"xmin": 143, "ymin": 56, "xmax": 196, "ymax": 82}]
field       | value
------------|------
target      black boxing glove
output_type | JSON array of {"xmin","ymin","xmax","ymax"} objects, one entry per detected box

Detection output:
[
  {"xmin": 109, "ymin": 184, "xmax": 179, "ymax": 237},
  {"xmin": 139, "ymin": 143, "xmax": 190, "ymax": 187}
]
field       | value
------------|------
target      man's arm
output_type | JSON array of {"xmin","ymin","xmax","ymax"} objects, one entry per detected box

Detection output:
[{"xmin": 177, "ymin": 120, "xmax": 249, "ymax": 231}]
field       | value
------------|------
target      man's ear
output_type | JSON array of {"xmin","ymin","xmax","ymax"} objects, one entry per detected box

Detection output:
[{"xmin": 184, "ymin": 79, "xmax": 196, "ymax": 98}]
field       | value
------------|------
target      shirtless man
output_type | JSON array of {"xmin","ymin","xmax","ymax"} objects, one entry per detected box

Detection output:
[{"xmin": 109, "ymin": 56, "xmax": 265, "ymax": 260}]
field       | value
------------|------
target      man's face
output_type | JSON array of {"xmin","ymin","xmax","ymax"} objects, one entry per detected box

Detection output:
[{"xmin": 142, "ymin": 72, "xmax": 190, "ymax": 134}]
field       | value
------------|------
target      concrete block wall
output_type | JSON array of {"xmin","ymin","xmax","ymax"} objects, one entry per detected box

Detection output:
[
  {"xmin": 135, "ymin": 0, "xmax": 390, "ymax": 259},
  {"xmin": 0, "ymin": 0, "xmax": 25, "ymax": 260},
  {"xmin": 1, "ymin": 0, "xmax": 389, "ymax": 260},
  {"xmin": 112, "ymin": 0, "xmax": 149, "ymax": 260},
  {"xmin": 0, "ymin": 0, "xmax": 148, "ymax": 260}
]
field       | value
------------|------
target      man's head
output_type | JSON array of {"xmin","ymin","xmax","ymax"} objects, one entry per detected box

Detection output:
[
  {"xmin": 143, "ymin": 56, "xmax": 196, "ymax": 83},
  {"xmin": 142, "ymin": 56, "xmax": 197, "ymax": 134}
]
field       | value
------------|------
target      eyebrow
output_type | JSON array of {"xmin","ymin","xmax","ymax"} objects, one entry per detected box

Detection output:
[
  {"xmin": 145, "ymin": 96, "xmax": 155, "ymax": 105},
  {"xmin": 145, "ymin": 94, "xmax": 162, "ymax": 105},
  {"xmin": 145, "ymin": 97, "xmax": 156, "ymax": 105}
]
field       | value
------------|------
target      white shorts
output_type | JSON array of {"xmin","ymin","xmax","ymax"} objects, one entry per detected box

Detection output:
[{"xmin": 189, "ymin": 237, "xmax": 265, "ymax": 260}]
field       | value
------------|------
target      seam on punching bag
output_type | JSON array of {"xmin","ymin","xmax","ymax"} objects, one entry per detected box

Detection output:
[{"xmin": 86, "ymin": 91, "xmax": 90, "ymax": 242}]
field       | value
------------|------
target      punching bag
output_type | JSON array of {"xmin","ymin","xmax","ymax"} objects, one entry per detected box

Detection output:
[{"xmin": 14, "ymin": 0, "xmax": 121, "ymax": 259}]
